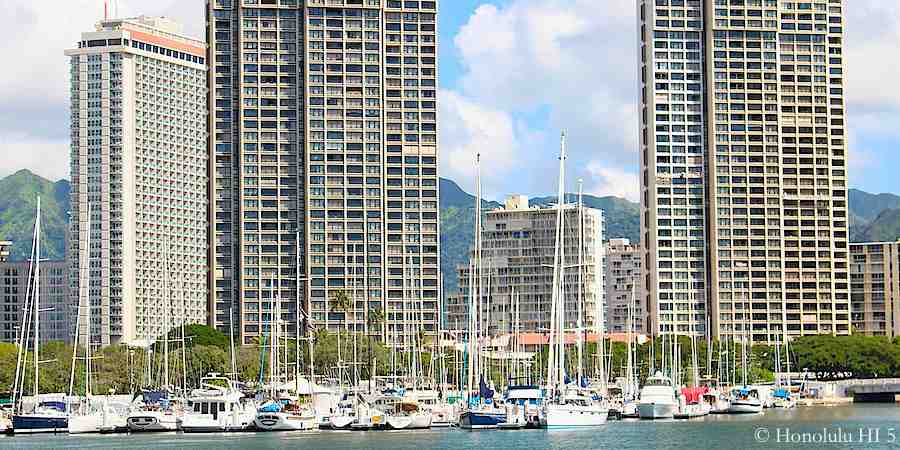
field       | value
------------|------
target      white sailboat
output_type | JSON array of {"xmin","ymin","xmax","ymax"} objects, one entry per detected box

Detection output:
[
  {"xmin": 10, "ymin": 199, "xmax": 70, "ymax": 434},
  {"xmin": 728, "ymin": 289, "xmax": 762, "ymax": 414},
  {"xmin": 540, "ymin": 132, "xmax": 608, "ymax": 428}
]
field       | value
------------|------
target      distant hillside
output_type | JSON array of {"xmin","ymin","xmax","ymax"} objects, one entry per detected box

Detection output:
[
  {"xmin": 528, "ymin": 194, "xmax": 641, "ymax": 243},
  {"xmin": 849, "ymin": 189, "xmax": 900, "ymax": 242},
  {"xmin": 439, "ymin": 178, "xmax": 640, "ymax": 297},
  {"xmin": 854, "ymin": 208, "xmax": 900, "ymax": 243},
  {"xmin": 0, "ymin": 170, "xmax": 70, "ymax": 261},
  {"xmin": 439, "ymin": 178, "xmax": 501, "ymax": 297}
]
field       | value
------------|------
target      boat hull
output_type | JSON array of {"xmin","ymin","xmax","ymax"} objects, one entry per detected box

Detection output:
[
  {"xmin": 254, "ymin": 412, "xmax": 318, "ymax": 431},
  {"xmin": 728, "ymin": 401, "xmax": 763, "ymax": 414},
  {"xmin": 637, "ymin": 402, "xmax": 676, "ymax": 420},
  {"xmin": 408, "ymin": 413, "xmax": 432, "ymax": 429},
  {"xmin": 11, "ymin": 414, "xmax": 69, "ymax": 434},
  {"xmin": 386, "ymin": 416, "xmax": 413, "ymax": 430},
  {"xmin": 127, "ymin": 412, "xmax": 180, "ymax": 432},
  {"xmin": 540, "ymin": 405, "xmax": 608, "ymax": 428},
  {"xmin": 459, "ymin": 411, "xmax": 505, "ymax": 430},
  {"xmin": 329, "ymin": 415, "xmax": 355, "ymax": 430}
]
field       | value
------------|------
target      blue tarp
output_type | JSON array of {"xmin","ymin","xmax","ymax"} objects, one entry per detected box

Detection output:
[
  {"xmin": 773, "ymin": 389, "xmax": 789, "ymax": 399},
  {"xmin": 39, "ymin": 401, "xmax": 66, "ymax": 412}
]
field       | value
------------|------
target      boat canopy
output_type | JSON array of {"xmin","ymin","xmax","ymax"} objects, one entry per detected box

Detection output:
[{"xmin": 680, "ymin": 387, "xmax": 709, "ymax": 404}]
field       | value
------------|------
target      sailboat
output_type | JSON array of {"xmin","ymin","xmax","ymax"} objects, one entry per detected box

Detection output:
[
  {"xmin": 539, "ymin": 133, "xmax": 608, "ymax": 428},
  {"xmin": 459, "ymin": 154, "xmax": 507, "ymax": 430},
  {"xmin": 254, "ymin": 274, "xmax": 318, "ymax": 431},
  {"xmin": 68, "ymin": 204, "xmax": 128, "ymax": 434},
  {"xmin": 126, "ymin": 247, "xmax": 182, "ymax": 432},
  {"xmin": 9, "ymin": 199, "xmax": 70, "ymax": 434},
  {"xmin": 727, "ymin": 289, "xmax": 762, "ymax": 414}
]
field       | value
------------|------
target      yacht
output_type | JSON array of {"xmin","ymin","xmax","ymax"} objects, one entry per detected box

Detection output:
[
  {"xmin": 772, "ymin": 388, "xmax": 795, "ymax": 409},
  {"xmin": 704, "ymin": 390, "xmax": 731, "ymax": 414},
  {"xmin": 637, "ymin": 372, "xmax": 677, "ymax": 419},
  {"xmin": 504, "ymin": 385, "xmax": 543, "ymax": 428},
  {"xmin": 254, "ymin": 395, "xmax": 317, "ymax": 431},
  {"xmin": 728, "ymin": 387, "xmax": 763, "ymax": 414},
  {"xmin": 181, "ymin": 374, "xmax": 256, "ymax": 432},
  {"xmin": 540, "ymin": 389, "xmax": 608, "ymax": 428},
  {"xmin": 459, "ymin": 402, "xmax": 506, "ymax": 430},
  {"xmin": 126, "ymin": 391, "xmax": 181, "ymax": 432}
]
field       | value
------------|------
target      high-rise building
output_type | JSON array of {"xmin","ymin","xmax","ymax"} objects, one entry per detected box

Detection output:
[
  {"xmin": 850, "ymin": 241, "xmax": 900, "ymax": 338},
  {"xmin": 65, "ymin": 16, "xmax": 209, "ymax": 346},
  {"xmin": 0, "ymin": 258, "xmax": 72, "ymax": 344},
  {"xmin": 638, "ymin": 0, "xmax": 850, "ymax": 343},
  {"xmin": 445, "ymin": 196, "xmax": 604, "ymax": 336},
  {"xmin": 605, "ymin": 238, "xmax": 645, "ymax": 334},
  {"xmin": 207, "ymin": 1, "xmax": 440, "ymax": 345}
]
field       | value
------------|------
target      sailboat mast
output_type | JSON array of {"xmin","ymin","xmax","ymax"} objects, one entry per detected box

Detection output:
[
  {"xmin": 163, "ymin": 243, "xmax": 170, "ymax": 390},
  {"xmin": 33, "ymin": 197, "xmax": 41, "ymax": 397},
  {"xmin": 547, "ymin": 131, "xmax": 567, "ymax": 391},
  {"xmin": 576, "ymin": 179, "xmax": 584, "ymax": 385}
]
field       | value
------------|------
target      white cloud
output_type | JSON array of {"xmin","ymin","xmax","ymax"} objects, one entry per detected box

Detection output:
[
  {"xmin": 0, "ymin": 0, "xmax": 203, "ymax": 181},
  {"xmin": 585, "ymin": 163, "xmax": 639, "ymax": 203},
  {"xmin": 0, "ymin": 132, "xmax": 70, "ymax": 181},
  {"xmin": 441, "ymin": 0, "xmax": 640, "ymax": 200},
  {"xmin": 439, "ymin": 90, "xmax": 520, "ymax": 197}
]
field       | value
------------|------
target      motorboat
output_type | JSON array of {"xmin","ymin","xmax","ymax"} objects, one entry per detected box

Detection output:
[
  {"xmin": 254, "ymin": 397, "xmax": 317, "ymax": 431},
  {"xmin": 674, "ymin": 386, "xmax": 710, "ymax": 419},
  {"xmin": 504, "ymin": 385, "xmax": 543, "ymax": 428},
  {"xmin": 181, "ymin": 374, "xmax": 257, "ymax": 432},
  {"xmin": 637, "ymin": 372, "xmax": 677, "ymax": 419},
  {"xmin": 703, "ymin": 390, "xmax": 731, "ymax": 414},
  {"xmin": 540, "ymin": 389, "xmax": 608, "ymax": 428},
  {"xmin": 126, "ymin": 391, "xmax": 181, "ymax": 432},
  {"xmin": 772, "ymin": 388, "xmax": 795, "ymax": 409},
  {"xmin": 728, "ymin": 387, "xmax": 763, "ymax": 414}
]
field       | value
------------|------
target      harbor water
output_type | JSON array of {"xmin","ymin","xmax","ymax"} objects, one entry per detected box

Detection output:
[{"xmin": 3, "ymin": 405, "xmax": 900, "ymax": 449}]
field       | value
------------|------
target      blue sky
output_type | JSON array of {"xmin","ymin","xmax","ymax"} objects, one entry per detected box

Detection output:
[{"xmin": 1, "ymin": 0, "xmax": 898, "ymax": 202}]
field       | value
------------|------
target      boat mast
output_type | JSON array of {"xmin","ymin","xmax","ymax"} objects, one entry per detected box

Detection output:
[
  {"xmin": 32, "ymin": 197, "xmax": 42, "ymax": 398},
  {"xmin": 163, "ymin": 241, "xmax": 170, "ymax": 390},
  {"xmin": 546, "ymin": 132, "xmax": 568, "ymax": 394},
  {"xmin": 576, "ymin": 179, "xmax": 584, "ymax": 386}
]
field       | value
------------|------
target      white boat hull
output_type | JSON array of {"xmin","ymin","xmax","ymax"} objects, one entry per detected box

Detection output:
[
  {"xmin": 728, "ymin": 401, "xmax": 763, "ymax": 414},
  {"xmin": 637, "ymin": 402, "xmax": 676, "ymax": 419},
  {"xmin": 540, "ymin": 404, "xmax": 608, "ymax": 428},
  {"xmin": 69, "ymin": 411, "xmax": 126, "ymax": 434},
  {"xmin": 127, "ymin": 411, "xmax": 180, "ymax": 432},
  {"xmin": 181, "ymin": 411, "xmax": 255, "ymax": 433},
  {"xmin": 387, "ymin": 415, "xmax": 414, "ymax": 430},
  {"xmin": 408, "ymin": 412, "xmax": 432, "ymax": 429},
  {"xmin": 329, "ymin": 415, "xmax": 355, "ymax": 430},
  {"xmin": 254, "ymin": 412, "xmax": 317, "ymax": 431}
]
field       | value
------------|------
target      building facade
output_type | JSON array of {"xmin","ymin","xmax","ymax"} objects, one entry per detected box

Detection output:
[
  {"xmin": 0, "ymin": 241, "xmax": 11, "ymax": 262},
  {"xmin": 65, "ymin": 17, "xmax": 209, "ymax": 346},
  {"xmin": 445, "ymin": 196, "xmax": 604, "ymax": 336},
  {"xmin": 0, "ymin": 259, "xmax": 71, "ymax": 344},
  {"xmin": 605, "ymin": 238, "xmax": 645, "ymax": 334},
  {"xmin": 207, "ymin": 1, "xmax": 440, "ymax": 345},
  {"xmin": 850, "ymin": 242, "xmax": 900, "ymax": 338},
  {"xmin": 639, "ymin": 0, "xmax": 850, "ymax": 343}
]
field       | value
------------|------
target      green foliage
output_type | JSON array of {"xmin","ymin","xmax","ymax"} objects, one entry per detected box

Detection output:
[
  {"xmin": 182, "ymin": 324, "xmax": 229, "ymax": 350},
  {"xmin": 0, "ymin": 170, "xmax": 70, "ymax": 261}
]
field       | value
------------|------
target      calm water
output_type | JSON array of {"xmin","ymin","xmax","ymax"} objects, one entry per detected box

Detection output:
[{"xmin": 4, "ymin": 405, "xmax": 900, "ymax": 449}]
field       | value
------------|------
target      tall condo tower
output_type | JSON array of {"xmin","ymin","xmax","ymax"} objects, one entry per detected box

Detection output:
[
  {"xmin": 638, "ymin": 0, "xmax": 849, "ymax": 343},
  {"xmin": 207, "ymin": 0, "xmax": 440, "ymax": 345},
  {"xmin": 66, "ymin": 16, "xmax": 209, "ymax": 345}
]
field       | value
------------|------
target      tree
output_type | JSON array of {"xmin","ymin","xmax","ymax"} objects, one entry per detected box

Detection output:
[
  {"xmin": 329, "ymin": 289, "xmax": 352, "ymax": 384},
  {"xmin": 367, "ymin": 307, "xmax": 385, "ymax": 381}
]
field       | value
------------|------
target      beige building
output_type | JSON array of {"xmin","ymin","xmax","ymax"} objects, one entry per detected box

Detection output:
[
  {"xmin": 605, "ymin": 239, "xmax": 645, "ymax": 334},
  {"xmin": 208, "ymin": 1, "xmax": 440, "ymax": 345},
  {"xmin": 445, "ymin": 196, "xmax": 604, "ymax": 336},
  {"xmin": 0, "ymin": 259, "xmax": 71, "ymax": 344},
  {"xmin": 850, "ymin": 242, "xmax": 900, "ymax": 337},
  {"xmin": 66, "ymin": 17, "xmax": 209, "ymax": 346},
  {"xmin": 638, "ymin": 0, "xmax": 850, "ymax": 343},
  {"xmin": 0, "ymin": 241, "xmax": 11, "ymax": 262}
]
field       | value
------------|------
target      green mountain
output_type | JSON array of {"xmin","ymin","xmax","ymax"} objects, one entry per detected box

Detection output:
[
  {"xmin": 849, "ymin": 189, "xmax": 900, "ymax": 242},
  {"xmin": 438, "ymin": 178, "xmax": 641, "ymax": 296},
  {"xmin": 0, "ymin": 170, "xmax": 70, "ymax": 261},
  {"xmin": 854, "ymin": 208, "xmax": 900, "ymax": 243}
]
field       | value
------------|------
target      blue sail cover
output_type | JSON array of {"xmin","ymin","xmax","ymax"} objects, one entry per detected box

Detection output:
[
  {"xmin": 479, "ymin": 377, "xmax": 494, "ymax": 400},
  {"xmin": 773, "ymin": 389, "xmax": 789, "ymax": 399}
]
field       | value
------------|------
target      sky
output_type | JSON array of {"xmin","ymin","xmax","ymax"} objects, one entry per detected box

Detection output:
[{"xmin": 3, "ymin": 0, "xmax": 900, "ymax": 203}]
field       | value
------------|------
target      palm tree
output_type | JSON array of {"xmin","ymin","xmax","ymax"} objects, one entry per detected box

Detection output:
[
  {"xmin": 329, "ymin": 289, "xmax": 352, "ymax": 385},
  {"xmin": 366, "ymin": 307, "xmax": 385, "ymax": 387}
]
